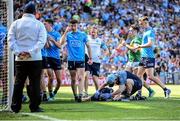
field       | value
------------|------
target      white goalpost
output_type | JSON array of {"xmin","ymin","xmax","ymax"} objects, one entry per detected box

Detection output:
[{"xmin": 0, "ymin": 0, "xmax": 14, "ymax": 111}]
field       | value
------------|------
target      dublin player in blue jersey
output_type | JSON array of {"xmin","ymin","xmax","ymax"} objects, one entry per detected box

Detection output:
[
  {"xmin": 0, "ymin": 21, "xmax": 7, "ymax": 104},
  {"xmin": 60, "ymin": 19, "xmax": 92, "ymax": 102},
  {"xmin": 135, "ymin": 16, "xmax": 171, "ymax": 98},
  {"xmin": 98, "ymin": 70, "xmax": 143, "ymax": 101},
  {"xmin": 44, "ymin": 19, "xmax": 62, "ymax": 101}
]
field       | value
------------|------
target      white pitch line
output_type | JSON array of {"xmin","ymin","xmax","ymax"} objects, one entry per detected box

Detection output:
[{"xmin": 21, "ymin": 112, "xmax": 67, "ymax": 121}]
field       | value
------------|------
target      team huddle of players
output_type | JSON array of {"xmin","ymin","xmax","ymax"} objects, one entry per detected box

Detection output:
[{"xmin": 39, "ymin": 15, "xmax": 171, "ymax": 103}]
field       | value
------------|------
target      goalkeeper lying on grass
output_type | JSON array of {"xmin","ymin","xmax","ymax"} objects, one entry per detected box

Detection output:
[{"xmin": 82, "ymin": 70, "xmax": 146, "ymax": 102}]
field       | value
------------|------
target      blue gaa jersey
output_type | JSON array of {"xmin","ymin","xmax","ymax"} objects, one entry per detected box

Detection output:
[
  {"xmin": 0, "ymin": 25, "xmax": 7, "ymax": 57},
  {"xmin": 46, "ymin": 29, "xmax": 61, "ymax": 59},
  {"xmin": 141, "ymin": 28, "xmax": 155, "ymax": 58},
  {"xmin": 115, "ymin": 71, "xmax": 140, "ymax": 85},
  {"xmin": 66, "ymin": 30, "xmax": 88, "ymax": 61},
  {"xmin": 115, "ymin": 70, "xmax": 127, "ymax": 85},
  {"xmin": 41, "ymin": 47, "xmax": 47, "ymax": 57}
]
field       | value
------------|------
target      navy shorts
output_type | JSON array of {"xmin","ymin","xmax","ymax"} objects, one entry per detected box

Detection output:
[
  {"xmin": 89, "ymin": 62, "xmax": 100, "ymax": 77},
  {"xmin": 139, "ymin": 57, "xmax": 155, "ymax": 68},
  {"xmin": 85, "ymin": 54, "xmax": 90, "ymax": 71},
  {"xmin": 122, "ymin": 71, "xmax": 142, "ymax": 96},
  {"xmin": 122, "ymin": 79, "xmax": 142, "ymax": 96},
  {"xmin": 130, "ymin": 79, "xmax": 142, "ymax": 95},
  {"xmin": 42, "ymin": 56, "xmax": 48, "ymax": 69},
  {"xmin": 68, "ymin": 61, "xmax": 85, "ymax": 70},
  {"xmin": 47, "ymin": 57, "xmax": 61, "ymax": 70}
]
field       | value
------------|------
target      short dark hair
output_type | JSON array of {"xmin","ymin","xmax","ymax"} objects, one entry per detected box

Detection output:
[
  {"xmin": 24, "ymin": 3, "xmax": 36, "ymax": 14},
  {"xmin": 70, "ymin": 19, "xmax": 78, "ymax": 24},
  {"xmin": 45, "ymin": 19, "xmax": 54, "ymax": 25}
]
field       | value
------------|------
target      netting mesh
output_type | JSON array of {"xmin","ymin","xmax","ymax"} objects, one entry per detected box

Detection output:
[{"xmin": 0, "ymin": 1, "xmax": 8, "ymax": 110}]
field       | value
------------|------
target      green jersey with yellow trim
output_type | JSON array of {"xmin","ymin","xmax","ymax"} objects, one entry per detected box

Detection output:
[{"xmin": 128, "ymin": 36, "xmax": 142, "ymax": 62}]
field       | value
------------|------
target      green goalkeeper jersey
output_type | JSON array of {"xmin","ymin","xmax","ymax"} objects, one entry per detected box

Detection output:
[{"xmin": 128, "ymin": 36, "xmax": 142, "ymax": 62}]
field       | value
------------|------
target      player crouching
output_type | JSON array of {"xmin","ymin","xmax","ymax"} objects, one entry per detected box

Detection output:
[{"xmin": 82, "ymin": 70, "xmax": 147, "ymax": 102}]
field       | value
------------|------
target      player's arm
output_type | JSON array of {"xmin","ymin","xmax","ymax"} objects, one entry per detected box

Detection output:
[
  {"xmin": 126, "ymin": 81, "xmax": 133, "ymax": 96},
  {"xmin": 8, "ymin": 21, "xmax": 20, "ymax": 55},
  {"xmin": 101, "ymin": 42, "xmax": 109, "ymax": 56},
  {"xmin": 124, "ymin": 43, "xmax": 135, "ymax": 50},
  {"xmin": 112, "ymin": 84, "xmax": 126, "ymax": 97},
  {"xmin": 139, "ymin": 31, "xmax": 155, "ymax": 49},
  {"xmin": 98, "ymin": 83, "xmax": 108, "ymax": 91},
  {"xmin": 86, "ymin": 42, "xmax": 92, "ymax": 59},
  {"xmin": 60, "ymin": 26, "xmax": 70, "ymax": 46},
  {"xmin": 138, "ymin": 37, "xmax": 153, "ymax": 48},
  {"xmin": 44, "ymin": 41, "xmax": 50, "ymax": 48},
  {"xmin": 86, "ymin": 42, "xmax": 93, "ymax": 64},
  {"xmin": 48, "ymin": 35, "xmax": 61, "ymax": 48},
  {"xmin": 116, "ymin": 39, "xmax": 124, "ymax": 50},
  {"xmin": 125, "ymin": 43, "xmax": 139, "ymax": 53}
]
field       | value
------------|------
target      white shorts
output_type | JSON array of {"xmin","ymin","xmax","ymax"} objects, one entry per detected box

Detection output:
[{"xmin": 126, "ymin": 62, "xmax": 139, "ymax": 68}]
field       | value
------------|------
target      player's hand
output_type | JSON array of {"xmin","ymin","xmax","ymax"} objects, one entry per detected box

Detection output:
[
  {"xmin": 47, "ymin": 35, "xmax": 54, "ymax": 41},
  {"xmin": 18, "ymin": 52, "xmax": 31, "ymax": 60},
  {"xmin": 87, "ymin": 58, "xmax": 93, "ymax": 65},
  {"xmin": 65, "ymin": 25, "xmax": 71, "ymax": 33},
  {"xmin": 133, "ymin": 45, "xmax": 140, "ymax": 51},
  {"xmin": 113, "ymin": 94, "xmax": 121, "ymax": 101}
]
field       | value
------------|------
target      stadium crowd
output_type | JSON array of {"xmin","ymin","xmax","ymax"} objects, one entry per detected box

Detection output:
[
  {"xmin": 1, "ymin": 0, "xmax": 178, "ymax": 113},
  {"xmin": 13, "ymin": 0, "xmax": 180, "ymax": 81}
]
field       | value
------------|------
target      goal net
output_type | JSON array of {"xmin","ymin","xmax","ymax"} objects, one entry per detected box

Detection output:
[{"xmin": 0, "ymin": 0, "xmax": 13, "ymax": 111}]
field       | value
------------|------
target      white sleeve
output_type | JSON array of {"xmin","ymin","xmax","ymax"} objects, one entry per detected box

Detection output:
[{"xmin": 7, "ymin": 21, "xmax": 20, "ymax": 55}]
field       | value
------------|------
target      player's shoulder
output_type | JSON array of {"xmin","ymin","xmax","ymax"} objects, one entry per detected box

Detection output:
[
  {"xmin": 35, "ymin": 20, "xmax": 44, "ymax": 26},
  {"xmin": 76, "ymin": 30, "xmax": 86, "ymax": 35},
  {"xmin": 12, "ymin": 19, "xmax": 20, "ymax": 25},
  {"xmin": 53, "ymin": 30, "xmax": 60, "ymax": 35},
  {"xmin": 147, "ymin": 27, "xmax": 155, "ymax": 33}
]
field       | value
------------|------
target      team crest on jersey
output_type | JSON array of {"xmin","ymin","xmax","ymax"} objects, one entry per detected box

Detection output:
[{"xmin": 70, "ymin": 40, "xmax": 81, "ymax": 47}]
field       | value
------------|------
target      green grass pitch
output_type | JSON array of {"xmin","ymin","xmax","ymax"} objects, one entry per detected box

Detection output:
[{"xmin": 0, "ymin": 85, "xmax": 180, "ymax": 121}]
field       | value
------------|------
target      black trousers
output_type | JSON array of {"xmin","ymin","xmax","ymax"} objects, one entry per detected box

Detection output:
[{"xmin": 11, "ymin": 61, "xmax": 42, "ymax": 112}]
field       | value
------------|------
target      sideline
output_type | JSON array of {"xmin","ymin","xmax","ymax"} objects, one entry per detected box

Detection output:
[{"xmin": 21, "ymin": 112, "xmax": 67, "ymax": 121}]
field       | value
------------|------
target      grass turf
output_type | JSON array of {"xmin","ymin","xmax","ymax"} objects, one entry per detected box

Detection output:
[{"xmin": 0, "ymin": 85, "xmax": 180, "ymax": 120}]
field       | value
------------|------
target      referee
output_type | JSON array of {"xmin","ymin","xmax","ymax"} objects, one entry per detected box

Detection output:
[{"xmin": 8, "ymin": 2, "xmax": 47, "ymax": 113}]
